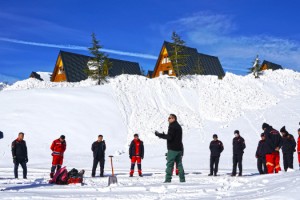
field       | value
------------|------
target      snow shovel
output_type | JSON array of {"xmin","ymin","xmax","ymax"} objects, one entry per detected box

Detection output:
[{"xmin": 108, "ymin": 155, "xmax": 118, "ymax": 186}]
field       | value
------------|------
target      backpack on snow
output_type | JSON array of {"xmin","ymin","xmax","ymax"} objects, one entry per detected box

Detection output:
[
  {"xmin": 67, "ymin": 168, "xmax": 85, "ymax": 184},
  {"xmin": 49, "ymin": 167, "xmax": 68, "ymax": 184}
]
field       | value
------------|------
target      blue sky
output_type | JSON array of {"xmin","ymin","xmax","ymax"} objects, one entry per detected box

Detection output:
[{"xmin": 0, "ymin": 0, "xmax": 300, "ymax": 81}]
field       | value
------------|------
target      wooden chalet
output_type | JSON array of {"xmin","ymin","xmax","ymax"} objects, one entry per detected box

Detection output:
[
  {"xmin": 260, "ymin": 60, "xmax": 283, "ymax": 71},
  {"xmin": 51, "ymin": 51, "xmax": 141, "ymax": 82},
  {"xmin": 151, "ymin": 41, "xmax": 225, "ymax": 78}
]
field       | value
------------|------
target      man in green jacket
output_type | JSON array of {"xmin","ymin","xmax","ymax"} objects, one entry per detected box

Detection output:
[{"xmin": 155, "ymin": 114, "xmax": 185, "ymax": 183}]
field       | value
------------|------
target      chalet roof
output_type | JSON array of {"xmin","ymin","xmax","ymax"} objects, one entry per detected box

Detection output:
[
  {"xmin": 261, "ymin": 60, "xmax": 283, "ymax": 70},
  {"xmin": 147, "ymin": 70, "xmax": 154, "ymax": 77},
  {"xmin": 56, "ymin": 51, "xmax": 141, "ymax": 82},
  {"xmin": 30, "ymin": 72, "xmax": 43, "ymax": 81},
  {"xmin": 163, "ymin": 41, "xmax": 225, "ymax": 77}
]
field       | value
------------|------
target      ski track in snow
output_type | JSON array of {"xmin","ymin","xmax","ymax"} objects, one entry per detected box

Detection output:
[{"xmin": 0, "ymin": 169, "xmax": 300, "ymax": 199}]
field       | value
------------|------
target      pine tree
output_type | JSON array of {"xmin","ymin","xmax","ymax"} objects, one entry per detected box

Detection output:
[
  {"xmin": 248, "ymin": 55, "xmax": 262, "ymax": 78},
  {"xmin": 85, "ymin": 33, "xmax": 112, "ymax": 85},
  {"xmin": 169, "ymin": 31, "xmax": 189, "ymax": 79}
]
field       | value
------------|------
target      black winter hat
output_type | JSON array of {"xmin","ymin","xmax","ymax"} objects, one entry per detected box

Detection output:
[
  {"xmin": 298, "ymin": 128, "xmax": 300, "ymax": 132},
  {"xmin": 134, "ymin": 133, "xmax": 139, "ymax": 137},
  {"xmin": 280, "ymin": 126, "xmax": 288, "ymax": 134},
  {"xmin": 234, "ymin": 130, "xmax": 239, "ymax": 135},
  {"xmin": 213, "ymin": 134, "xmax": 218, "ymax": 138},
  {"xmin": 262, "ymin": 123, "xmax": 270, "ymax": 130},
  {"xmin": 60, "ymin": 135, "xmax": 65, "ymax": 140},
  {"xmin": 260, "ymin": 133, "xmax": 265, "ymax": 137}
]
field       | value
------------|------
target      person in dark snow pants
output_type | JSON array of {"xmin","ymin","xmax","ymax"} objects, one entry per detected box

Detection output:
[
  {"xmin": 280, "ymin": 126, "xmax": 296, "ymax": 171},
  {"xmin": 256, "ymin": 133, "xmax": 267, "ymax": 174},
  {"xmin": 297, "ymin": 128, "xmax": 300, "ymax": 169},
  {"xmin": 91, "ymin": 135, "xmax": 106, "ymax": 177},
  {"xmin": 209, "ymin": 134, "xmax": 224, "ymax": 176},
  {"xmin": 231, "ymin": 130, "xmax": 246, "ymax": 176},
  {"xmin": 12, "ymin": 132, "xmax": 28, "ymax": 179}
]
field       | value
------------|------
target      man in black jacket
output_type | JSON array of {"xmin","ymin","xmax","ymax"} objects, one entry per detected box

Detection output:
[
  {"xmin": 209, "ymin": 134, "xmax": 224, "ymax": 176},
  {"xmin": 256, "ymin": 133, "xmax": 267, "ymax": 174},
  {"xmin": 231, "ymin": 130, "xmax": 246, "ymax": 176},
  {"xmin": 129, "ymin": 134, "xmax": 144, "ymax": 177},
  {"xmin": 11, "ymin": 132, "xmax": 28, "ymax": 179},
  {"xmin": 155, "ymin": 114, "xmax": 185, "ymax": 183},
  {"xmin": 262, "ymin": 123, "xmax": 282, "ymax": 173},
  {"xmin": 280, "ymin": 126, "xmax": 296, "ymax": 171},
  {"xmin": 91, "ymin": 135, "xmax": 106, "ymax": 177}
]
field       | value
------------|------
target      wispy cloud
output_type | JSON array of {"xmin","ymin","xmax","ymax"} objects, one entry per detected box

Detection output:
[
  {"xmin": 162, "ymin": 12, "xmax": 300, "ymax": 72},
  {"xmin": 0, "ymin": 37, "xmax": 157, "ymax": 60}
]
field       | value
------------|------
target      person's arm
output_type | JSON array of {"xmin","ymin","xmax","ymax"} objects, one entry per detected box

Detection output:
[
  {"xmin": 25, "ymin": 141, "xmax": 28, "ymax": 159},
  {"xmin": 91, "ymin": 142, "xmax": 95, "ymax": 152},
  {"xmin": 220, "ymin": 142, "xmax": 224, "ymax": 153},
  {"xmin": 103, "ymin": 141, "xmax": 106, "ymax": 152},
  {"xmin": 63, "ymin": 141, "xmax": 66, "ymax": 153},
  {"xmin": 141, "ymin": 141, "xmax": 144, "ymax": 159},
  {"xmin": 50, "ymin": 140, "xmax": 55, "ymax": 151},
  {"xmin": 242, "ymin": 138, "xmax": 246, "ymax": 150},
  {"xmin": 158, "ymin": 127, "xmax": 174, "ymax": 140},
  {"xmin": 11, "ymin": 141, "xmax": 16, "ymax": 158},
  {"xmin": 209, "ymin": 142, "xmax": 212, "ymax": 150},
  {"xmin": 129, "ymin": 142, "xmax": 133, "ymax": 158},
  {"xmin": 255, "ymin": 142, "xmax": 259, "ymax": 158}
]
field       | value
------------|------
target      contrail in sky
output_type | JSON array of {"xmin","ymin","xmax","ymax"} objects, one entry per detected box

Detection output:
[{"xmin": 0, "ymin": 37, "xmax": 157, "ymax": 60}]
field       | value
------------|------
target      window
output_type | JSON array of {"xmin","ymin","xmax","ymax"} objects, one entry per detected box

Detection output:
[
  {"xmin": 58, "ymin": 66, "xmax": 64, "ymax": 74},
  {"xmin": 169, "ymin": 70, "xmax": 173, "ymax": 75},
  {"xmin": 161, "ymin": 57, "xmax": 171, "ymax": 64},
  {"xmin": 163, "ymin": 70, "xmax": 169, "ymax": 75}
]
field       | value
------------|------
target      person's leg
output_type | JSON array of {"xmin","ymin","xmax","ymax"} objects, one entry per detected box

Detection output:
[
  {"xmin": 238, "ymin": 154, "xmax": 243, "ymax": 176},
  {"xmin": 165, "ymin": 150, "xmax": 177, "ymax": 182},
  {"xmin": 100, "ymin": 157, "xmax": 105, "ymax": 176},
  {"xmin": 274, "ymin": 152, "xmax": 281, "ymax": 173},
  {"xmin": 283, "ymin": 154, "xmax": 288, "ymax": 171},
  {"xmin": 265, "ymin": 154, "xmax": 274, "ymax": 174},
  {"xmin": 175, "ymin": 151, "xmax": 185, "ymax": 182},
  {"xmin": 257, "ymin": 157, "xmax": 263, "ymax": 174},
  {"xmin": 262, "ymin": 156, "xmax": 267, "ymax": 174},
  {"xmin": 232, "ymin": 154, "xmax": 238, "ymax": 175},
  {"xmin": 137, "ymin": 157, "xmax": 142, "ymax": 176},
  {"xmin": 92, "ymin": 159, "xmax": 98, "ymax": 177},
  {"xmin": 288, "ymin": 153, "xmax": 294, "ymax": 169},
  {"xmin": 209, "ymin": 156, "xmax": 214, "ymax": 175},
  {"xmin": 214, "ymin": 156, "xmax": 220, "ymax": 175},
  {"xmin": 14, "ymin": 161, "xmax": 20, "ymax": 178},
  {"xmin": 20, "ymin": 161, "xmax": 27, "ymax": 179},
  {"xmin": 130, "ymin": 156, "xmax": 136, "ymax": 176},
  {"xmin": 298, "ymin": 153, "xmax": 300, "ymax": 169}
]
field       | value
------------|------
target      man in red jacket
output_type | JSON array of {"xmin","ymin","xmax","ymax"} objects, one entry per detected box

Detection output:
[
  {"xmin": 50, "ymin": 135, "xmax": 66, "ymax": 178},
  {"xmin": 297, "ymin": 128, "xmax": 300, "ymax": 169},
  {"xmin": 129, "ymin": 134, "xmax": 144, "ymax": 177}
]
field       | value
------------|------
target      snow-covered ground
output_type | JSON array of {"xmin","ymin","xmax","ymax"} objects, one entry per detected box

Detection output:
[{"xmin": 0, "ymin": 70, "xmax": 300, "ymax": 199}]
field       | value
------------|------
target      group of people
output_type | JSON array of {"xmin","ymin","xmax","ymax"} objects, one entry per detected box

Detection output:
[{"xmin": 7, "ymin": 115, "xmax": 300, "ymax": 184}]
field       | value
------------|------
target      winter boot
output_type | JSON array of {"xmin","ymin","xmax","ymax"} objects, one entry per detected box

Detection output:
[
  {"xmin": 50, "ymin": 173, "xmax": 54, "ymax": 178},
  {"xmin": 139, "ymin": 174, "xmax": 143, "ymax": 177},
  {"xmin": 208, "ymin": 174, "xmax": 213, "ymax": 176}
]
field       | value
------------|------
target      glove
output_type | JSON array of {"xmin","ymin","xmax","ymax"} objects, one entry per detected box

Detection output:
[
  {"xmin": 129, "ymin": 156, "xmax": 132, "ymax": 159},
  {"xmin": 25, "ymin": 158, "xmax": 28, "ymax": 163},
  {"xmin": 13, "ymin": 157, "xmax": 16, "ymax": 164},
  {"xmin": 155, "ymin": 131, "xmax": 160, "ymax": 136}
]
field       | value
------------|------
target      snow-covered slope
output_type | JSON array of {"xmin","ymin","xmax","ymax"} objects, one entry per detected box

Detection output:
[
  {"xmin": 0, "ymin": 82, "xmax": 7, "ymax": 91},
  {"xmin": 0, "ymin": 69, "xmax": 300, "ymax": 199}
]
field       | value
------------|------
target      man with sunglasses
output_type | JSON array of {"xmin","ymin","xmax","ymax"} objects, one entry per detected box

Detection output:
[{"xmin": 155, "ymin": 114, "xmax": 185, "ymax": 183}]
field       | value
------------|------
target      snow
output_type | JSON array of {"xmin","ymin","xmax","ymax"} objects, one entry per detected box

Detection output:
[
  {"xmin": 0, "ymin": 82, "xmax": 7, "ymax": 91},
  {"xmin": 0, "ymin": 69, "xmax": 300, "ymax": 199},
  {"xmin": 36, "ymin": 72, "xmax": 52, "ymax": 82}
]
